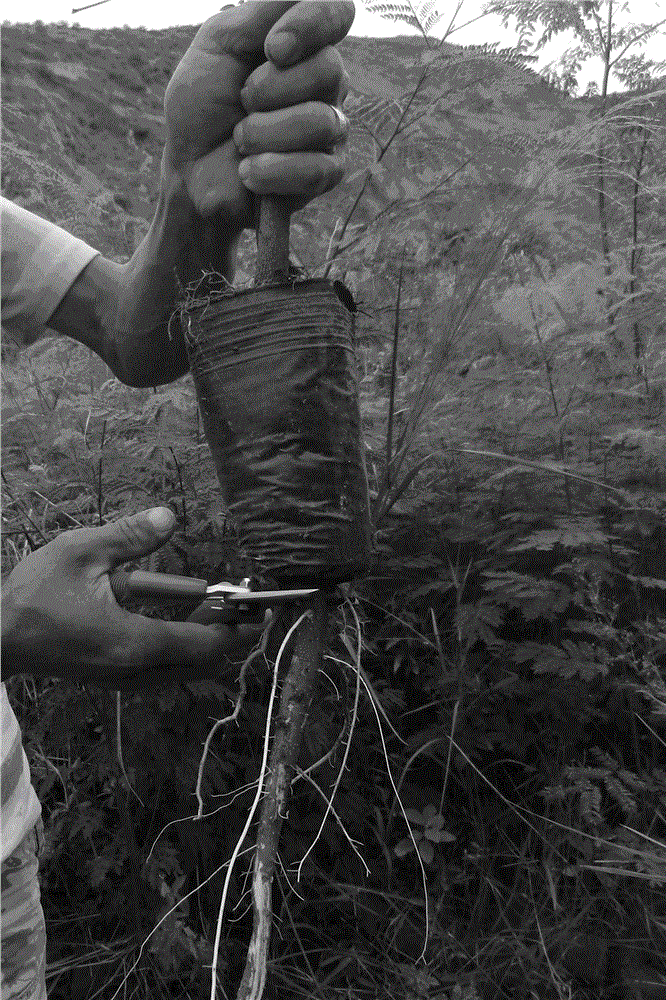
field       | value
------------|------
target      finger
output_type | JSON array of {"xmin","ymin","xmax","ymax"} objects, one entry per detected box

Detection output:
[
  {"xmin": 182, "ymin": 141, "xmax": 250, "ymax": 221},
  {"xmin": 233, "ymin": 102, "xmax": 347, "ymax": 156},
  {"xmin": 110, "ymin": 614, "xmax": 261, "ymax": 677},
  {"xmin": 58, "ymin": 508, "xmax": 177, "ymax": 573},
  {"xmin": 238, "ymin": 151, "xmax": 345, "ymax": 197},
  {"xmin": 265, "ymin": 1, "xmax": 355, "ymax": 67},
  {"xmin": 191, "ymin": 3, "xmax": 295, "ymax": 68},
  {"xmin": 48, "ymin": 622, "xmax": 265, "ymax": 690},
  {"xmin": 241, "ymin": 47, "xmax": 347, "ymax": 114},
  {"xmin": 60, "ymin": 657, "xmax": 239, "ymax": 692}
]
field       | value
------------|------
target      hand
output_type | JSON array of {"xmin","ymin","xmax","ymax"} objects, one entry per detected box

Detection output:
[
  {"xmin": 0, "ymin": 508, "xmax": 265, "ymax": 691},
  {"xmin": 163, "ymin": 0, "xmax": 355, "ymax": 233}
]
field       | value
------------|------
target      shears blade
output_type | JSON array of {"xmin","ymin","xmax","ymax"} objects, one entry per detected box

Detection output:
[{"xmin": 206, "ymin": 582, "xmax": 318, "ymax": 604}]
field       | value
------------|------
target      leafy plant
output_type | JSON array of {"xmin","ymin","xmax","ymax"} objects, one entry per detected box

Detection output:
[{"xmin": 394, "ymin": 803, "xmax": 456, "ymax": 863}]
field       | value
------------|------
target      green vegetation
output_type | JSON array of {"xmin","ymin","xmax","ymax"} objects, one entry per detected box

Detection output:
[{"xmin": 2, "ymin": 7, "xmax": 665, "ymax": 998}]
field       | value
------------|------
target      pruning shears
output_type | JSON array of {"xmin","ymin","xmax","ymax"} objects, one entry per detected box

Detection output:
[{"xmin": 108, "ymin": 569, "xmax": 317, "ymax": 624}]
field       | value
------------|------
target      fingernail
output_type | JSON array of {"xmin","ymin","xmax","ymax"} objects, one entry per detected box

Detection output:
[
  {"xmin": 239, "ymin": 84, "xmax": 252, "ymax": 112},
  {"xmin": 241, "ymin": 61, "xmax": 270, "ymax": 111},
  {"xmin": 146, "ymin": 507, "xmax": 175, "ymax": 531},
  {"xmin": 268, "ymin": 31, "xmax": 299, "ymax": 65},
  {"xmin": 238, "ymin": 159, "xmax": 257, "ymax": 191},
  {"xmin": 233, "ymin": 121, "xmax": 245, "ymax": 154}
]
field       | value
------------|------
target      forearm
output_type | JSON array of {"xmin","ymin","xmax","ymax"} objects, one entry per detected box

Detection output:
[{"xmin": 48, "ymin": 166, "xmax": 239, "ymax": 387}]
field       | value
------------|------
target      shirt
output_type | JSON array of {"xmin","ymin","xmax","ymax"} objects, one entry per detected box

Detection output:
[
  {"xmin": 2, "ymin": 196, "xmax": 99, "ymax": 346},
  {"xmin": 1, "ymin": 195, "xmax": 100, "ymax": 861}
]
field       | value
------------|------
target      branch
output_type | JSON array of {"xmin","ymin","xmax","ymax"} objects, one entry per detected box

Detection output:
[{"xmin": 608, "ymin": 17, "xmax": 666, "ymax": 69}]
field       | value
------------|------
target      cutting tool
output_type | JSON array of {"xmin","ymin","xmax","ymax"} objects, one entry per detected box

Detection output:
[{"xmin": 108, "ymin": 569, "xmax": 317, "ymax": 612}]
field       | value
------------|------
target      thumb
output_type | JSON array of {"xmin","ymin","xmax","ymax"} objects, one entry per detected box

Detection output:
[{"xmin": 84, "ymin": 507, "xmax": 177, "ymax": 570}]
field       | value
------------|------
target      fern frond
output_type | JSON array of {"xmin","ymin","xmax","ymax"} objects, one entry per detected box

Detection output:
[
  {"xmin": 627, "ymin": 658, "xmax": 666, "ymax": 718},
  {"xmin": 561, "ymin": 758, "xmax": 648, "ymax": 825},
  {"xmin": 364, "ymin": 2, "xmax": 422, "ymax": 31},
  {"xmin": 603, "ymin": 774, "xmax": 637, "ymax": 816},
  {"xmin": 450, "ymin": 41, "xmax": 537, "ymax": 70},
  {"xmin": 617, "ymin": 769, "xmax": 648, "ymax": 792},
  {"xmin": 578, "ymin": 778, "xmax": 603, "ymax": 828},
  {"xmin": 363, "ymin": 0, "xmax": 460, "ymax": 36}
]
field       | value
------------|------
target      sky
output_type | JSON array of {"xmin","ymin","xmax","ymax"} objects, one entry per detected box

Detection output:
[{"xmin": 5, "ymin": 0, "xmax": 665, "ymax": 94}]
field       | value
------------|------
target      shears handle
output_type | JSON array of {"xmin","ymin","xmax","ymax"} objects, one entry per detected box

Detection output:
[
  {"xmin": 109, "ymin": 569, "xmax": 208, "ymax": 604},
  {"xmin": 108, "ymin": 569, "xmax": 266, "ymax": 625}
]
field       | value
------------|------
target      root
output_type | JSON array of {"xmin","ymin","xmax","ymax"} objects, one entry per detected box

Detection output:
[
  {"xmin": 296, "ymin": 595, "xmax": 364, "ymax": 880},
  {"xmin": 196, "ymin": 621, "xmax": 273, "ymax": 818},
  {"xmin": 201, "ymin": 609, "xmax": 313, "ymax": 1000},
  {"xmin": 234, "ymin": 595, "xmax": 328, "ymax": 1000}
]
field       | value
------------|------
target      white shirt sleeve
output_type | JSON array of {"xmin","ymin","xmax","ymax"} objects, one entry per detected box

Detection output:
[
  {"xmin": 1, "ymin": 683, "xmax": 42, "ymax": 862},
  {"xmin": 1, "ymin": 195, "xmax": 100, "ymax": 345}
]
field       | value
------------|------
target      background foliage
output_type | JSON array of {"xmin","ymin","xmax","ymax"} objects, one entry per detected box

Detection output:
[{"xmin": 2, "ymin": 6, "xmax": 666, "ymax": 998}]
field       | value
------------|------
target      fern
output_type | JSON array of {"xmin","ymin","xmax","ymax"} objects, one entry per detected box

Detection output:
[
  {"xmin": 483, "ymin": 569, "xmax": 572, "ymax": 621},
  {"xmin": 627, "ymin": 653, "xmax": 666, "ymax": 718},
  {"xmin": 452, "ymin": 41, "xmax": 538, "ymax": 71},
  {"xmin": 485, "ymin": 0, "xmax": 597, "ymax": 53},
  {"xmin": 515, "ymin": 638, "xmax": 608, "ymax": 680},
  {"xmin": 507, "ymin": 518, "xmax": 614, "ymax": 552},
  {"xmin": 545, "ymin": 753, "xmax": 649, "ymax": 829},
  {"xmin": 365, "ymin": 2, "xmax": 535, "ymax": 71},
  {"xmin": 364, "ymin": 1, "xmax": 443, "ymax": 35}
]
